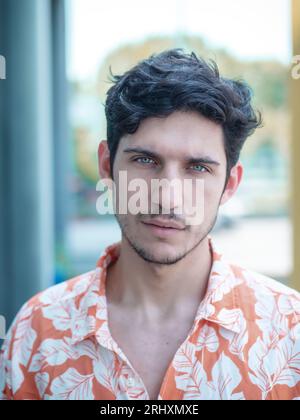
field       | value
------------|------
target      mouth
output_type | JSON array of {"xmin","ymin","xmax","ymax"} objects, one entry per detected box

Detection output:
[{"xmin": 141, "ymin": 219, "xmax": 185, "ymax": 237}]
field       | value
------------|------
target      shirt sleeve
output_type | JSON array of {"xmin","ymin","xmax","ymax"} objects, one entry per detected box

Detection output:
[
  {"xmin": 0, "ymin": 315, "xmax": 18, "ymax": 400},
  {"xmin": 0, "ymin": 301, "xmax": 36, "ymax": 400}
]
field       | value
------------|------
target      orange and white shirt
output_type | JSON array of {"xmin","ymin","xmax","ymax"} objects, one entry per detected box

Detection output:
[{"xmin": 1, "ymin": 236, "xmax": 300, "ymax": 400}]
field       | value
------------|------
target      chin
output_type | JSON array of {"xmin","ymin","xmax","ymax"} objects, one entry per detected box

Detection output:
[{"xmin": 137, "ymin": 241, "xmax": 184, "ymax": 264}]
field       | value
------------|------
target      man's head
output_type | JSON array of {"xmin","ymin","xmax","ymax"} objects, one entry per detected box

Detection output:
[{"xmin": 98, "ymin": 49, "xmax": 262, "ymax": 265}]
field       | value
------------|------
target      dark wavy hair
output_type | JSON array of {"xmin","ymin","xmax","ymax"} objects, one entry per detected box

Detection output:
[{"xmin": 105, "ymin": 48, "xmax": 263, "ymax": 184}]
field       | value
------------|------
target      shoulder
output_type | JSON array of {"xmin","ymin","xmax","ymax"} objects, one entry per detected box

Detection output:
[
  {"xmin": 237, "ymin": 264, "xmax": 300, "ymax": 306},
  {"xmin": 0, "ymin": 269, "xmax": 99, "ymax": 399},
  {"xmin": 1, "ymin": 268, "xmax": 99, "ymax": 353},
  {"xmin": 26, "ymin": 269, "xmax": 98, "ymax": 311},
  {"xmin": 229, "ymin": 261, "xmax": 300, "ymax": 334}
]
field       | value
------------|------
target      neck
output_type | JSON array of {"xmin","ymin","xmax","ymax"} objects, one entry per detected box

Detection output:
[{"xmin": 106, "ymin": 236, "xmax": 213, "ymax": 325}]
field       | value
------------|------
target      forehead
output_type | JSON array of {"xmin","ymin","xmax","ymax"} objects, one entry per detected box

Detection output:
[{"xmin": 119, "ymin": 111, "xmax": 226, "ymax": 161}]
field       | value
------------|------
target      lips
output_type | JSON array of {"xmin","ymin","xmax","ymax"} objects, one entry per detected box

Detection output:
[{"xmin": 142, "ymin": 218, "xmax": 185, "ymax": 230}]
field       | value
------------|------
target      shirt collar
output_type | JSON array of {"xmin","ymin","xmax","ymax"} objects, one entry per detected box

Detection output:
[{"xmin": 71, "ymin": 235, "xmax": 242, "ymax": 346}]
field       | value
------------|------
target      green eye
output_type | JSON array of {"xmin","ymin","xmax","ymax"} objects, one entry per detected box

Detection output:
[
  {"xmin": 135, "ymin": 157, "xmax": 155, "ymax": 165},
  {"xmin": 191, "ymin": 165, "xmax": 208, "ymax": 173}
]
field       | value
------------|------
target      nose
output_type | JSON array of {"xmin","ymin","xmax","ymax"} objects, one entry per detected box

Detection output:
[{"xmin": 150, "ymin": 165, "xmax": 184, "ymax": 214}]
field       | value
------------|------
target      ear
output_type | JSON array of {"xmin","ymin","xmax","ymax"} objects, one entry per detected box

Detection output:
[
  {"xmin": 98, "ymin": 140, "xmax": 112, "ymax": 180},
  {"xmin": 220, "ymin": 161, "xmax": 243, "ymax": 206}
]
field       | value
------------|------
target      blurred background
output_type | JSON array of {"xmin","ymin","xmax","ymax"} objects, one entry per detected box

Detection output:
[{"xmin": 0, "ymin": 0, "xmax": 299, "ymax": 329}]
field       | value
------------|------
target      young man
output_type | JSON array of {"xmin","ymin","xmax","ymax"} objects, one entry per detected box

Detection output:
[{"xmin": 1, "ymin": 49, "xmax": 299, "ymax": 400}]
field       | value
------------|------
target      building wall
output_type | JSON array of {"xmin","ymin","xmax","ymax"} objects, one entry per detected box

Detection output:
[{"xmin": 0, "ymin": 0, "xmax": 56, "ymax": 327}]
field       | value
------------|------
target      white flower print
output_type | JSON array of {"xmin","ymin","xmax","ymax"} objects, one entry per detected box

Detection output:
[
  {"xmin": 48, "ymin": 368, "xmax": 94, "ymax": 400},
  {"xmin": 196, "ymin": 325, "xmax": 219, "ymax": 353}
]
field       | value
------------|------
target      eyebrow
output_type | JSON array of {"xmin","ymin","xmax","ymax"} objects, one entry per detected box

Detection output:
[{"xmin": 123, "ymin": 147, "xmax": 221, "ymax": 166}]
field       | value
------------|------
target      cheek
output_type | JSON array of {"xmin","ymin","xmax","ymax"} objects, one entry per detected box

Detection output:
[
  {"xmin": 203, "ymin": 185, "xmax": 223, "ymax": 211},
  {"xmin": 188, "ymin": 179, "xmax": 219, "ymax": 208},
  {"xmin": 116, "ymin": 173, "xmax": 152, "ymax": 215}
]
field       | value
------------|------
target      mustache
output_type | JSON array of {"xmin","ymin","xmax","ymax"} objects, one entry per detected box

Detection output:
[{"xmin": 138, "ymin": 212, "xmax": 187, "ymax": 225}]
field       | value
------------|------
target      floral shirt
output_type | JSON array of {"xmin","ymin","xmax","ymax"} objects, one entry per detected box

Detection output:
[{"xmin": 0, "ymin": 236, "xmax": 300, "ymax": 400}]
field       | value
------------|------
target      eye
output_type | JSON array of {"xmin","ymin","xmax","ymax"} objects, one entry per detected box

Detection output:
[
  {"xmin": 133, "ymin": 156, "xmax": 156, "ymax": 165},
  {"xmin": 190, "ymin": 164, "xmax": 209, "ymax": 173}
]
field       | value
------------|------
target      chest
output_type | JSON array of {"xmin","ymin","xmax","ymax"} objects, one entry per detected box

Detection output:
[{"xmin": 108, "ymin": 316, "xmax": 194, "ymax": 400}]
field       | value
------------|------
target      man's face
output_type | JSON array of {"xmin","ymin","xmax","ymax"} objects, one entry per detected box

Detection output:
[{"xmin": 99, "ymin": 111, "xmax": 242, "ymax": 264}]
